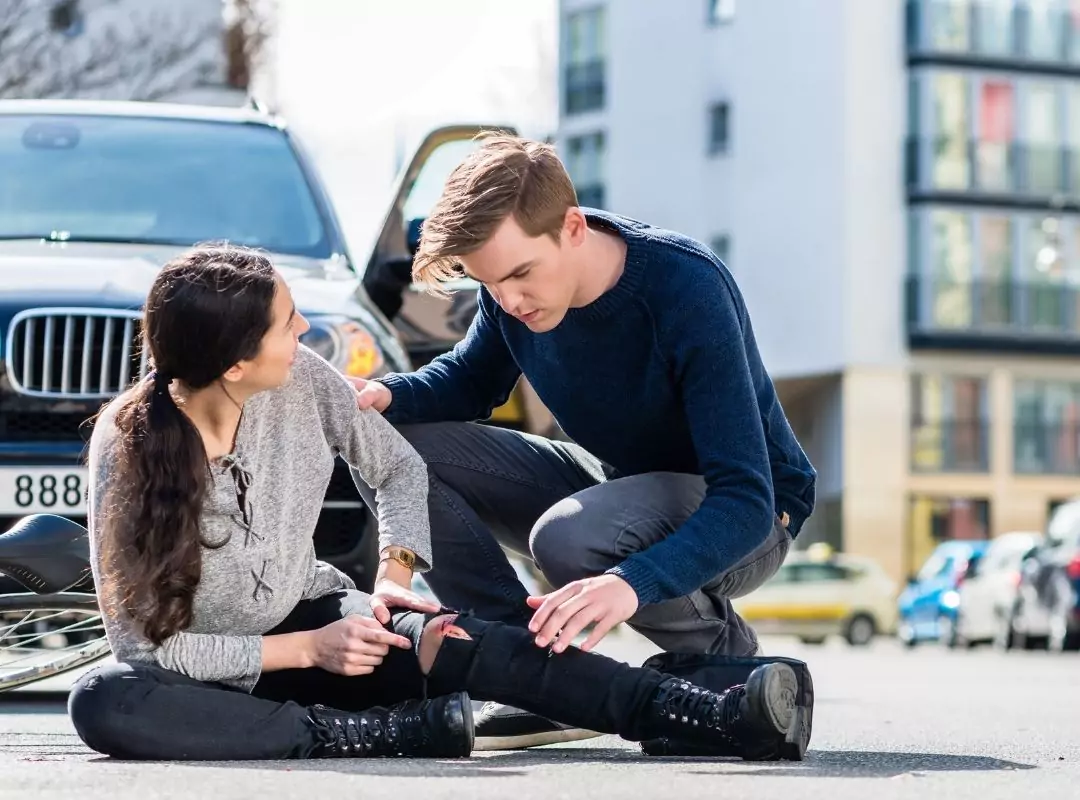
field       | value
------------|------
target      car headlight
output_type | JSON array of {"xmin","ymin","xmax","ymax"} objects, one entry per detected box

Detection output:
[{"xmin": 301, "ymin": 316, "xmax": 388, "ymax": 379}]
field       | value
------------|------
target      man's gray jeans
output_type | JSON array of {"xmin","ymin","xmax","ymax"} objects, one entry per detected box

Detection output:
[{"xmin": 352, "ymin": 421, "xmax": 792, "ymax": 657}]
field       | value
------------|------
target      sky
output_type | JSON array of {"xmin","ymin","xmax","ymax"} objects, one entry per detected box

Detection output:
[{"xmin": 263, "ymin": 0, "xmax": 558, "ymax": 258}]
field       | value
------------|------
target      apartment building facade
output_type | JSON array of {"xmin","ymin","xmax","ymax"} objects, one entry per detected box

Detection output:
[{"xmin": 555, "ymin": 0, "xmax": 1080, "ymax": 582}]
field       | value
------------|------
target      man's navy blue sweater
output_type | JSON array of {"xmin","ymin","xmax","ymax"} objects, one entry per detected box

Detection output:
[{"xmin": 379, "ymin": 209, "xmax": 817, "ymax": 606}]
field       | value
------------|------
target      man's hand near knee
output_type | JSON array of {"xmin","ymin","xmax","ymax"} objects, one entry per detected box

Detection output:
[{"xmin": 526, "ymin": 574, "xmax": 639, "ymax": 654}]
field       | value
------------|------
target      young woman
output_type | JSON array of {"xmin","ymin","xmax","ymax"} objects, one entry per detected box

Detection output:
[{"xmin": 68, "ymin": 244, "xmax": 801, "ymax": 762}]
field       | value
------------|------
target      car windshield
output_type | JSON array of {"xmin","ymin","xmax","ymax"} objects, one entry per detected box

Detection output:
[{"xmin": 0, "ymin": 114, "xmax": 331, "ymax": 258}]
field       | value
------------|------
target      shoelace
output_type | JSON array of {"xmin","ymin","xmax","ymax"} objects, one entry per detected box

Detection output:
[
  {"xmin": 321, "ymin": 713, "xmax": 393, "ymax": 755},
  {"xmin": 655, "ymin": 680, "xmax": 745, "ymax": 740},
  {"xmin": 395, "ymin": 709, "xmax": 431, "ymax": 754}
]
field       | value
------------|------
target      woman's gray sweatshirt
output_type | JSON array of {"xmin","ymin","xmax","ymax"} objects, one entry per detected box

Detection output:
[{"xmin": 86, "ymin": 345, "xmax": 431, "ymax": 692}]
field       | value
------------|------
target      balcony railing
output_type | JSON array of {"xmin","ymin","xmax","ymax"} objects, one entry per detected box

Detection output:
[
  {"xmin": 906, "ymin": 276, "xmax": 1080, "ymax": 348},
  {"xmin": 906, "ymin": 137, "xmax": 1080, "ymax": 202},
  {"xmin": 563, "ymin": 59, "xmax": 605, "ymax": 115},
  {"xmin": 911, "ymin": 419, "xmax": 990, "ymax": 473},
  {"xmin": 1015, "ymin": 421, "xmax": 1080, "ymax": 474},
  {"xmin": 907, "ymin": 0, "xmax": 1080, "ymax": 71}
]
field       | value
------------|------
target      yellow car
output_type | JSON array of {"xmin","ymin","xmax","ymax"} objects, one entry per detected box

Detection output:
[{"xmin": 732, "ymin": 545, "xmax": 899, "ymax": 646}]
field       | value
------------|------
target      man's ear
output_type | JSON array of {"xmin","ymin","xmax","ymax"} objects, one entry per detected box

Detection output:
[{"xmin": 563, "ymin": 207, "xmax": 588, "ymax": 246}]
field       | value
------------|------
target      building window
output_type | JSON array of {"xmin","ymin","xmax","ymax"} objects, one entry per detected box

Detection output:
[
  {"xmin": 707, "ymin": 0, "xmax": 736, "ymax": 25},
  {"xmin": 930, "ymin": 209, "xmax": 974, "ymax": 327},
  {"xmin": 911, "ymin": 207, "xmax": 1080, "ymax": 335},
  {"xmin": 708, "ymin": 102, "xmax": 730, "ymax": 155},
  {"xmin": 977, "ymin": 214, "xmax": 1015, "ymax": 325},
  {"xmin": 975, "ymin": 78, "xmax": 1014, "ymax": 191},
  {"xmin": 907, "ymin": 495, "xmax": 990, "ymax": 579},
  {"xmin": 910, "ymin": 373, "xmax": 989, "ymax": 472},
  {"xmin": 1014, "ymin": 380, "xmax": 1080, "ymax": 474},
  {"xmin": 974, "ymin": 0, "xmax": 1015, "ymax": 56},
  {"xmin": 565, "ymin": 131, "xmax": 606, "ymax": 209},
  {"xmin": 1023, "ymin": 215, "xmax": 1069, "ymax": 328},
  {"xmin": 710, "ymin": 234, "xmax": 730, "ymax": 265},
  {"xmin": 1025, "ymin": 0, "xmax": 1064, "ymax": 61},
  {"xmin": 1068, "ymin": 84, "xmax": 1080, "ymax": 189},
  {"xmin": 911, "ymin": 71, "xmax": 1080, "ymax": 197},
  {"xmin": 929, "ymin": 0, "xmax": 971, "ymax": 52},
  {"xmin": 1025, "ymin": 82, "xmax": 1063, "ymax": 194},
  {"xmin": 564, "ymin": 7, "xmax": 606, "ymax": 115},
  {"xmin": 49, "ymin": 0, "xmax": 84, "ymax": 37},
  {"xmin": 931, "ymin": 73, "xmax": 970, "ymax": 190}
]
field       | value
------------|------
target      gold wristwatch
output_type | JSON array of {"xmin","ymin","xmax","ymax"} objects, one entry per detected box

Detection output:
[{"xmin": 382, "ymin": 546, "xmax": 416, "ymax": 571}]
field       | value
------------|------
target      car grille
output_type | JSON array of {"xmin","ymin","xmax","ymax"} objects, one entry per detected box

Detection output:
[
  {"xmin": 0, "ymin": 411, "xmax": 94, "ymax": 443},
  {"xmin": 5, "ymin": 309, "xmax": 147, "ymax": 399}
]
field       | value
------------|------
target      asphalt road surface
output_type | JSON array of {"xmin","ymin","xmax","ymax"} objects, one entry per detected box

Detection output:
[{"xmin": 1, "ymin": 629, "xmax": 1077, "ymax": 800}]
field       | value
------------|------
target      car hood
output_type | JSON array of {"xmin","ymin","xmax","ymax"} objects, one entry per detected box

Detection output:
[{"xmin": 0, "ymin": 240, "xmax": 364, "ymax": 316}]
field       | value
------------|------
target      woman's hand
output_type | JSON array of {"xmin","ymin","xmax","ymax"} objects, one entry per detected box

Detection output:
[
  {"xmin": 305, "ymin": 615, "xmax": 412, "ymax": 676},
  {"xmin": 369, "ymin": 577, "xmax": 440, "ymax": 625}
]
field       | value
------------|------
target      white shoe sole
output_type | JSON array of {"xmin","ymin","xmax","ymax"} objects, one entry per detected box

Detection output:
[{"xmin": 473, "ymin": 727, "xmax": 605, "ymax": 751}]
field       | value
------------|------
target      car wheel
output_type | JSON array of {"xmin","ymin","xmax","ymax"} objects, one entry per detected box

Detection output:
[
  {"xmin": 799, "ymin": 637, "xmax": 827, "ymax": 645},
  {"xmin": 897, "ymin": 621, "xmax": 917, "ymax": 648},
  {"xmin": 992, "ymin": 613, "xmax": 1017, "ymax": 651},
  {"xmin": 1048, "ymin": 607, "xmax": 1080, "ymax": 653},
  {"xmin": 844, "ymin": 613, "xmax": 876, "ymax": 646},
  {"xmin": 938, "ymin": 615, "xmax": 959, "ymax": 649}
]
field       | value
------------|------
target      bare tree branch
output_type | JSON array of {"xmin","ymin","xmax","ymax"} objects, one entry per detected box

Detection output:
[
  {"xmin": 225, "ymin": 0, "xmax": 272, "ymax": 91},
  {"xmin": 0, "ymin": 0, "xmax": 231, "ymax": 101}
]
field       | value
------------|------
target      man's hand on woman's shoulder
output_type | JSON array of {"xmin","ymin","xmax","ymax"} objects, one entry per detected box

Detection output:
[{"xmin": 346, "ymin": 377, "xmax": 393, "ymax": 413}]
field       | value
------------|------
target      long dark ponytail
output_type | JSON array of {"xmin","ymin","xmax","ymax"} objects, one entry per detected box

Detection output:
[{"xmin": 100, "ymin": 244, "xmax": 277, "ymax": 645}]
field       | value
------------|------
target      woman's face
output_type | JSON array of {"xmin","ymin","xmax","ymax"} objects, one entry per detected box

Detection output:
[{"xmin": 234, "ymin": 273, "xmax": 310, "ymax": 392}]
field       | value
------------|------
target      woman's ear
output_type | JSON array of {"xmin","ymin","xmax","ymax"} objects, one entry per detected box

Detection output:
[{"xmin": 221, "ymin": 362, "xmax": 246, "ymax": 383}]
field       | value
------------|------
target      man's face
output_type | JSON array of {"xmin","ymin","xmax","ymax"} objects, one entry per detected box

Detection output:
[{"xmin": 457, "ymin": 211, "xmax": 584, "ymax": 333}]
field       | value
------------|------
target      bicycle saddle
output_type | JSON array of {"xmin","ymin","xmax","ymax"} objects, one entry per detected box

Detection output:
[{"xmin": 0, "ymin": 514, "xmax": 92, "ymax": 594}]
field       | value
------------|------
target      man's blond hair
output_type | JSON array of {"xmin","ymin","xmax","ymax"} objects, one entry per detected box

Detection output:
[{"xmin": 413, "ymin": 133, "xmax": 578, "ymax": 293}]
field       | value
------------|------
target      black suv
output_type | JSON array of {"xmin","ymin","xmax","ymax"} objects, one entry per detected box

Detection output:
[{"xmin": 0, "ymin": 99, "xmax": 422, "ymax": 590}]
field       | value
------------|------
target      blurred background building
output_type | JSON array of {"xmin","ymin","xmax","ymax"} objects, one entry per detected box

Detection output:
[
  {"xmin": 9, "ymin": 0, "xmax": 1080, "ymax": 585},
  {"xmin": 555, "ymin": 0, "xmax": 1080, "ymax": 583}
]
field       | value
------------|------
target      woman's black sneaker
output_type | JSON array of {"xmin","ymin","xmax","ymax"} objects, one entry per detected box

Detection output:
[{"xmin": 307, "ymin": 691, "xmax": 474, "ymax": 758}]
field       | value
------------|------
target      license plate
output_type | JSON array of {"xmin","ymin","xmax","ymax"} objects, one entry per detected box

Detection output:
[{"xmin": 0, "ymin": 467, "xmax": 89, "ymax": 516}]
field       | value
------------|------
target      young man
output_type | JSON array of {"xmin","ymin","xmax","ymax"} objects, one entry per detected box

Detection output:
[{"xmin": 350, "ymin": 134, "xmax": 817, "ymax": 753}]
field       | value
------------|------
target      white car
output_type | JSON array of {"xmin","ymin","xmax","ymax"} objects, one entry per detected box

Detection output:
[
  {"xmin": 731, "ymin": 545, "xmax": 899, "ymax": 646},
  {"xmin": 954, "ymin": 531, "xmax": 1043, "ymax": 648}
]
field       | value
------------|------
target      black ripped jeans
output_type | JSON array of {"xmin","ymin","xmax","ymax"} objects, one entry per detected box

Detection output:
[{"xmin": 68, "ymin": 591, "xmax": 669, "ymax": 761}]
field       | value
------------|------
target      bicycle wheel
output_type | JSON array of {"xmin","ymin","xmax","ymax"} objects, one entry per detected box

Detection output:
[{"xmin": 0, "ymin": 592, "xmax": 110, "ymax": 692}]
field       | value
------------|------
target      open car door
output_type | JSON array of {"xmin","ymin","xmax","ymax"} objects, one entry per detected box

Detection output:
[{"xmin": 361, "ymin": 124, "xmax": 556, "ymax": 435}]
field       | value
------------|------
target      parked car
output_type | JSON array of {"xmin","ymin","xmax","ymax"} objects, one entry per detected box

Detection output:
[
  {"xmin": 953, "ymin": 531, "xmax": 1042, "ymax": 649},
  {"xmin": 1008, "ymin": 499, "xmax": 1080, "ymax": 652},
  {"xmin": 897, "ymin": 539, "xmax": 988, "ymax": 647},
  {"xmin": 731, "ymin": 544, "xmax": 899, "ymax": 646},
  {"xmin": 0, "ymin": 99, "xmax": 525, "ymax": 591}
]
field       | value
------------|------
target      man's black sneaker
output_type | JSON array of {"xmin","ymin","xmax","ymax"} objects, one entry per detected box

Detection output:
[
  {"xmin": 638, "ymin": 652, "xmax": 814, "ymax": 761},
  {"xmin": 472, "ymin": 702, "xmax": 604, "ymax": 751}
]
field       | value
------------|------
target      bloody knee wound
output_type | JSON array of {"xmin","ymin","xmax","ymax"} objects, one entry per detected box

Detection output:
[{"xmin": 418, "ymin": 613, "xmax": 474, "ymax": 675}]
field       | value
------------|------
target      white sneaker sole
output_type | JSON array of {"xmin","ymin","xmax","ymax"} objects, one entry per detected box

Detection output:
[{"xmin": 473, "ymin": 727, "xmax": 605, "ymax": 751}]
